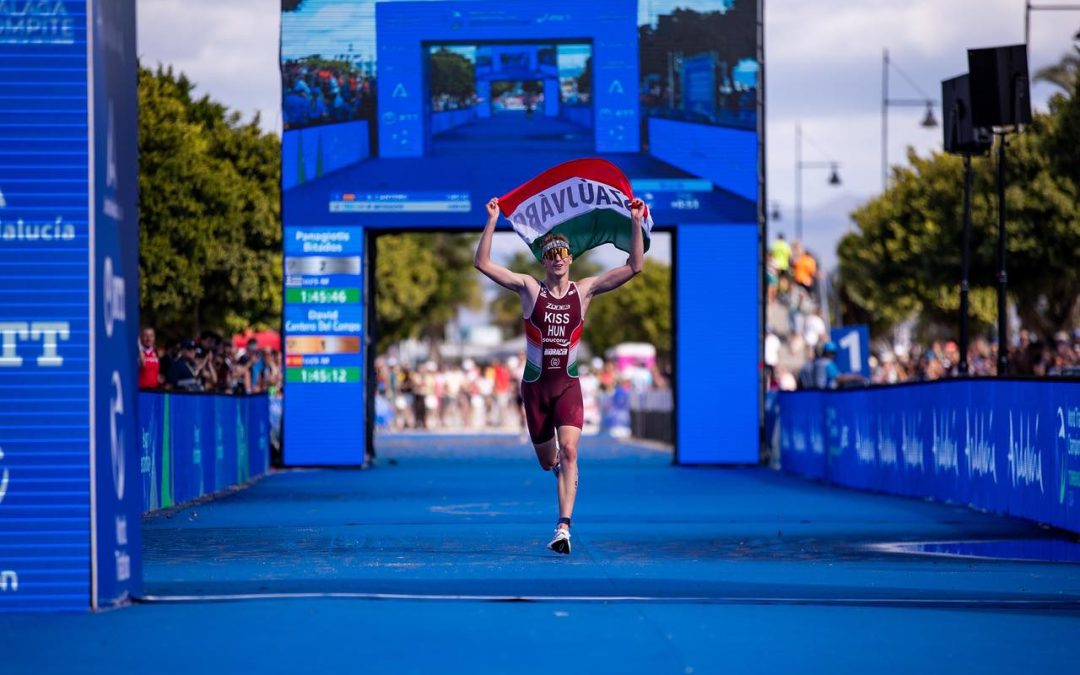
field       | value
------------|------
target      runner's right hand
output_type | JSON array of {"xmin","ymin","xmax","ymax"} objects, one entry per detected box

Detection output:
[{"xmin": 486, "ymin": 197, "xmax": 500, "ymax": 219}]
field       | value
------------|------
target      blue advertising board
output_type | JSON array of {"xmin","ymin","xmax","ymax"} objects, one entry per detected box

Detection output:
[
  {"xmin": 281, "ymin": 0, "xmax": 762, "ymax": 466},
  {"xmin": 138, "ymin": 393, "xmax": 270, "ymax": 513},
  {"xmin": 0, "ymin": 0, "xmax": 92, "ymax": 613},
  {"xmin": 89, "ymin": 0, "xmax": 141, "ymax": 610},
  {"xmin": 0, "ymin": 0, "xmax": 139, "ymax": 613},
  {"xmin": 779, "ymin": 380, "xmax": 1080, "ymax": 534}
]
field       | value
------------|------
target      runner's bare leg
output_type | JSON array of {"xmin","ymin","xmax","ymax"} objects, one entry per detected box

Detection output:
[
  {"xmin": 533, "ymin": 437, "xmax": 558, "ymax": 471},
  {"xmin": 555, "ymin": 425, "xmax": 580, "ymax": 528}
]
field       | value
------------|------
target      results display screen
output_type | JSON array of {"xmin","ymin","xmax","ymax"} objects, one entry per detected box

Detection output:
[
  {"xmin": 282, "ymin": 226, "xmax": 366, "ymax": 464},
  {"xmin": 280, "ymin": 0, "xmax": 760, "ymax": 464}
]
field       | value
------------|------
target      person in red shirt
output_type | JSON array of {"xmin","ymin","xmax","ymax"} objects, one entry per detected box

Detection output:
[{"xmin": 138, "ymin": 326, "xmax": 161, "ymax": 389}]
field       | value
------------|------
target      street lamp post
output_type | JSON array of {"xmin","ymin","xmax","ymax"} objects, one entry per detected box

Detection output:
[
  {"xmin": 881, "ymin": 48, "xmax": 939, "ymax": 190},
  {"xmin": 1025, "ymin": 2, "xmax": 1080, "ymax": 47},
  {"xmin": 794, "ymin": 123, "xmax": 841, "ymax": 243}
]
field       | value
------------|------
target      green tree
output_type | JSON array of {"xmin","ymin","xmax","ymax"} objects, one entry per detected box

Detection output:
[
  {"xmin": 576, "ymin": 56, "xmax": 592, "ymax": 97},
  {"xmin": 583, "ymin": 260, "xmax": 672, "ymax": 362},
  {"xmin": 429, "ymin": 48, "xmax": 475, "ymax": 101},
  {"xmin": 139, "ymin": 65, "xmax": 281, "ymax": 342},
  {"xmin": 638, "ymin": 5, "xmax": 756, "ymax": 100},
  {"xmin": 1035, "ymin": 45, "xmax": 1080, "ymax": 93},
  {"xmin": 837, "ymin": 72, "xmax": 1080, "ymax": 342},
  {"xmin": 374, "ymin": 233, "xmax": 482, "ymax": 353}
]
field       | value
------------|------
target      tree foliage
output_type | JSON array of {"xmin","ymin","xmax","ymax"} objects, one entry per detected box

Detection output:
[
  {"xmin": 638, "ymin": 5, "xmax": 756, "ymax": 87},
  {"xmin": 138, "ymin": 65, "xmax": 281, "ymax": 342},
  {"xmin": 1035, "ymin": 45, "xmax": 1080, "ymax": 93},
  {"xmin": 374, "ymin": 233, "xmax": 482, "ymax": 353},
  {"xmin": 837, "ymin": 71, "xmax": 1080, "ymax": 342},
  {"xmin": 583, "ymin": 260, "xmax": 672, "ymax": 362},
  {"xmin": 429, "ymin": 48, "xmax": 475, "ymax": 100}
]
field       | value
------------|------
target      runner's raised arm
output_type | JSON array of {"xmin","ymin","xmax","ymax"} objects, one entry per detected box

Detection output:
[
  {"xmin": 578, "ymin": 198, "xmax": 645, "ymax": 301},
  {"xmin": 474, "ymin": 197, "xmax": 536, "ymax": 295}
]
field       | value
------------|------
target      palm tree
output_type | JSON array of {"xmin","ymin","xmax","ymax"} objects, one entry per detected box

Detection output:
[{"xmin": 1034, "ymin": 45, "xmax": 1080, "ymax": 93}]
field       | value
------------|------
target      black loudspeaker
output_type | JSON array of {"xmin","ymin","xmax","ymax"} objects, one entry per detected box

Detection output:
[
  {"xmin": 967, "ymin": 45, "xmax": 1032, "ymax": 128},
  {"xmin": 942, "ymin": 74, "xmax": 992, "ymax": 154}
]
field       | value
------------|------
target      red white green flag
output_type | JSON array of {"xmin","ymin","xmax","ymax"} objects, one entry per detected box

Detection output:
[{"xmin": 499, "ymin": 158, "xmax": 653, "ymax": 261}]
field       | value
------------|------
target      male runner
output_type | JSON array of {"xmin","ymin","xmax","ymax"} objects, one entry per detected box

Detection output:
[{"xmin": 474, "ymin": 196, "xmax": 645, "ymax": 554}]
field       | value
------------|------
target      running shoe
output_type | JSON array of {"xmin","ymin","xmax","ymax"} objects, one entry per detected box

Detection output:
[{"xmin": 547, "ymin": 527, "xmax": 571, "ymax": 555}]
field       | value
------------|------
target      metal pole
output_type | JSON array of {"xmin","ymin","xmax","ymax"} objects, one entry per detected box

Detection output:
[
  {"xmin": 959, "ymin": 153, "xmax": 973, "ymax": 375},
  {"xmin": 882, "ymin": 49, "xmax": 889, "ymax": 190},
  {"xmin": 1025, "ymin": 0, "xmax": 1031, "ymax": 47},
  {"xmin": 996, "ymin": 134, "xmax": 1009, "ymax": 375},
  {"xmin": 795, "ymin": 122, "xmax": 802, "ymax": 242}
]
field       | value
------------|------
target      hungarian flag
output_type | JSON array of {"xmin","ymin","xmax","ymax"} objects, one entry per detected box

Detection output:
[{"xmin": 499, "ymin": 158, "xmax": 653, "ymax": 261}]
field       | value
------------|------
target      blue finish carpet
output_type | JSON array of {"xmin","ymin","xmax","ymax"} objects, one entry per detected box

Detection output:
[{"xmin": 4, "ymin": 434, "xmax": 1079, "ymax": 674}]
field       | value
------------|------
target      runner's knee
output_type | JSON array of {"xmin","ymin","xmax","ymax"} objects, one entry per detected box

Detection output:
[
  {"xmin": 534, "ymin": 442, "xmax": 558, "ymax": 470},
  {"xmin": 559, "ymin": 442, "xmax": 578, "ymax": 464}
]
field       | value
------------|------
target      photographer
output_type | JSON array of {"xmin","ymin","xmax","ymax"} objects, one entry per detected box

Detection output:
[{"xmin": 166, "ymin": 339, "xmax": 216, "ymax": 392}]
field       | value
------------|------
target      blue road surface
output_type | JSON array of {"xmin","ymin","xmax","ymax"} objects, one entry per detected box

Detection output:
[{"xmin": 4, "ymin": 434, "xmax": 1080, "ymax": 674}]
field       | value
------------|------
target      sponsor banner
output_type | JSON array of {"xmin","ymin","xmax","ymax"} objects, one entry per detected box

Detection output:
[
  {"xmin": 138, "ymin": 393, "xmax": 271, "ymax": 514},
  {"xmin": 91, "ymin": 0, "xmax": 141, "ymax": 609},
  {"xmin": 0, "ymin": 0, "xmax": 91, "ymax": 613},
  {"xmin": 778, "ymin": 379, "xmax": 1080, "ymax": 534},
  {"xmin": 778, "ymin": 390, "xmax": 826, "ymax": 480}
]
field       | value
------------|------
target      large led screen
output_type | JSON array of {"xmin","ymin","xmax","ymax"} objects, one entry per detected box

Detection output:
[{"xmin": 280, "ymin": 0, "xmax": 760, "ymax": 464}]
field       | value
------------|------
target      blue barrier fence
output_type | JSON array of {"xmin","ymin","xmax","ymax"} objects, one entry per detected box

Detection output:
[
  {"xmin": 778, "ymin": 380, "xmax": 1080, "ymax": 534},
  {"xmin": 138, "ymin": 392, "xmax": 270, "ymax": 513},
  {"xmin": 560, "ymin": 105, "xmax": 593, "ymax": 129},
  {"xmin": 282, "ymin": 120, "xmax": 370, "ymax": 190},
  {"xmin": 430, "ymin": 108, "xmax": 478, "ymax": 136},
  {"xmin": 647, "ymin": 118, "xmax": 757, "ymax": 200}
]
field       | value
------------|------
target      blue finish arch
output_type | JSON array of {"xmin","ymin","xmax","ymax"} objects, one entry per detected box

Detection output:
[
  {"xmin": 280, "ymin": 0, "xmax": 763, "ymax": 467},
  {"xmin": 376, "ymin": 0, "xmax": 639, "ymax": 157}
]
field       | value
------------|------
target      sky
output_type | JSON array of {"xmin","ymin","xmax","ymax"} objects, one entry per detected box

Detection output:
[{"xmin": 137, "ymin": 0, "xmax": 1080, "ymax": 269}]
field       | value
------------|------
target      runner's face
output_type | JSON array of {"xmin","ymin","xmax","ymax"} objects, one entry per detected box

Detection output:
[{"xmin": 542, "ymin": 249, "xmax": 572, "ymax": 274}]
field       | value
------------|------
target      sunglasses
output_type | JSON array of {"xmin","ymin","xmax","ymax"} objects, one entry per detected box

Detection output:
[{"xmin": 542, "ymin": 247, "xmax": 570, "ymax": 261}]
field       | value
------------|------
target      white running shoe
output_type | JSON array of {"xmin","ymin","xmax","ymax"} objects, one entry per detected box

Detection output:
[{"xmin": 547, "ymin": 527, "xmax": 571, "ymax": 555}]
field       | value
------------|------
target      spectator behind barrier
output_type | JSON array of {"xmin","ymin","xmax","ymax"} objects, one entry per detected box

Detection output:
[
  {"xmin": 138, "ymin": 326, "xmax": 161, "ymax": 389},
  {"xmin": 797, "ymin": 341, "xmax": 865, "ymax": 390},
  {"xmin": 167, "ymin": 339, "xmax": 207, "ymax": 392},
  {"xmin": 281, "ymin": 59, "xmax": 376, "ymax": 131}
]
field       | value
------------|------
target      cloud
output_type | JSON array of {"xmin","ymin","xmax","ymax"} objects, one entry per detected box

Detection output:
[
  {"xmin": 137, "ymin": 0, "xmax": 1080, "ymax": 261},
  {"xmin": 766, "ymin": 0, "xmax": 1080, "ymax": 228},
  {"xmin": 138, "ymin": 0, "xmax": 281, "ymax": 130}
]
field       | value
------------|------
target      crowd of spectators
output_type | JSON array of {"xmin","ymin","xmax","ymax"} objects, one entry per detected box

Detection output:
[
  {"xmin": 764, "ymin": 232, "xmax": 829, "ymax": 390},
  {"xmin": 765, "ymin": 232, "xmax": 1080, "ymax": 390},
  {"xmin": 868, "ymin": 330, "xmax": 1080, "ymax": 383},
  {"xmin": 138, "ymin": 327, "xmax": 282, "ymax": 395},
  {"xmin": 282, "ymin": 59, "xmax": 375, "ymax": 130},
  {"xmin": 431, "ymin": 92, "xmax": 479, "ymax": 112},
  {"xmin": 374, "ymin": 354, "xmax": 669, "ymax": 434}
]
